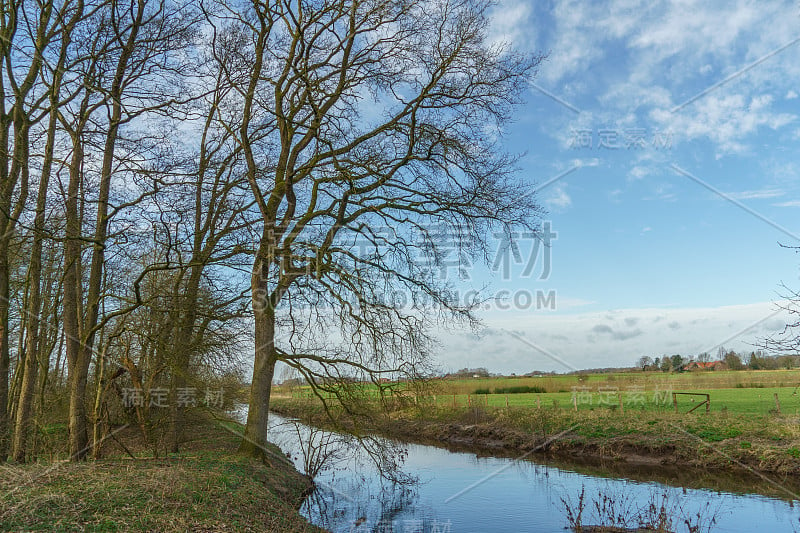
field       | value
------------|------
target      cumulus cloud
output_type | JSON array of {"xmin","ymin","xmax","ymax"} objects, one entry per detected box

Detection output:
[
  {"xmin": 650, "ymin": 94, "xmax": 795, "ymax": 154},
  {"xmin": 536, "ymin": 0, "xmax": 799, "ymax": 155},
  {"xmin": 487, "ymin": 0, "xmax": 535, "ymax": 52}
]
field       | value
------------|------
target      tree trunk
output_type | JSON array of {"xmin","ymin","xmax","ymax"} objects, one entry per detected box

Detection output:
[
  {"xmin": 238, "ymin": 260, "xmax": 276, "ymax": 459},
  {"xmin": 168, "ymin": 373, "xmax": 185, "ymax": 454},
  {"xmin": 91, "ymin": 343, "xmax": 106, "ymax": 459},
  {"xmin": 64, "ymin": 132, "xmax": 87, "ymax": 460},
  {"xmin": 168, "ymin": 264, "xmax": 202, "ymax": 453},
  {"xmin": 11, "ymin": 233, "xmax": 42, "ymax": 462},
  {"xmin": 0, "ymin": 255, "xmax": 9, "ymax": 461},
  {"xmin": 12, "ymin": 86, "xmax": 59, "ymax": 461}
]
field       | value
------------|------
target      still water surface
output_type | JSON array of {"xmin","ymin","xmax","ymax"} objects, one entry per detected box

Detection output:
[{"xmin": 263, "ymin": 413, "xmax": 800, "ymax": 533}]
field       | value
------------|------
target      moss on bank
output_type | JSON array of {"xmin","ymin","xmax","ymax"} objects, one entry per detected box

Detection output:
[{"xmin": 0, "ymin": 417, "xmax": 320, "ymax": 532}]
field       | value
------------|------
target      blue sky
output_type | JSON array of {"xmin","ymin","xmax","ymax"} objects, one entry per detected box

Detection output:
[{"xmin": 434, "ymin": 0, "xmax": 800, "ymax": 374}]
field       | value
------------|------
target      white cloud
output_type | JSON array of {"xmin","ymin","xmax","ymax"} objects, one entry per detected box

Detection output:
[
  {"xmin": 539, "ymin": 1, "xmax": 602, "ymax": 84},
  {"xmin": 787, "ymin": 90, "xmax": 798, "ymax": 100},
  {"xmin": 536, "ymin": 1, "xmax": 800, "ymax": 154},
  {"xmin": 629, "ymin": 165, "xmax": 651, "ymax": 180},
  {"xmin": 725, "ymin": 188, "xmax": 785, "ymax": 200},
  {"xmin": 773, "ymin": 200, "xmax": 800, "ymax": 207},
  {"xmin": 545, "ymin": 183, "xmax": 572, "ymax": 210},
  {"xmin": 650, "ymin": 94, "xmax": 795, "ymax": 153},
  {"xmin": 570, "ymin": 157, "xmax": 600, "ymax": 168},
  {"xmin": 487, "ymin": 0, "xmax": 534, "ymax": 52}
]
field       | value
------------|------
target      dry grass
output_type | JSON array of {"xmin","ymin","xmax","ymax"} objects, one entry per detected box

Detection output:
[
  {"xmin": 291, "ymin": 369, "xmax": 800, "ymax": 397},
  {"xmin": 561, "ymin": 485, "xmax": 719, "ymax": 533}
]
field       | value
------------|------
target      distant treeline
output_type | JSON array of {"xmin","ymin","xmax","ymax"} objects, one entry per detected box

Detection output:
[
  {"xmin": 635, "ymin": 350, "xmax": 800, "ymax": 373},
  {"xmin": 473, "ymin": 385, "xmax": 547, "ymax": 395}
]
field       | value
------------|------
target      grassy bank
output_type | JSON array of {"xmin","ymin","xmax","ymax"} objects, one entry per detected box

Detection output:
[{"xmin": 0, "ymin": 416, "xmax": 321, "ymax": 532}]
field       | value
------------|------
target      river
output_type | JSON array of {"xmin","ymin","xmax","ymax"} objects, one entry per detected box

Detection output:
[{"xmin": 258, "ymin": 412, "xmax": 800, "ymax": 532}]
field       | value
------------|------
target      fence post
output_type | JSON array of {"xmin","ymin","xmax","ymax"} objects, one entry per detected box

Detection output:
[
  {"xmin": 672, "ymin": 392, "xmax": 678, "ymax": 413},
  {"xmin": 537, "ymin": 396, "xmax": 541, "ymax": 409},
  {"xmin": 618, "ymin": 392, "xmax": 624, "ymax": 414},
  {"xmin": 506, "ymin": 395, "xmax": 509, "ymax": 408},
  {"xmin": 774, "ymin": 393, "xmax": 782, "ymax": 415},
  {"xmin": 572, "ymin": 395, "xmax": 577, "ymax": 412}
]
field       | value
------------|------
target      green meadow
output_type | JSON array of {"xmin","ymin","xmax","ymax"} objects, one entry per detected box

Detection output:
[{"xmin": 278, "ymin": 369, "xmax": 800, "ymax": 416}]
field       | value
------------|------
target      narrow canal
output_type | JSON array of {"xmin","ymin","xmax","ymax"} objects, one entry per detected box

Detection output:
[{"xmin": 259, "ymin": 413, "xmax": 800, "ymax": 532}]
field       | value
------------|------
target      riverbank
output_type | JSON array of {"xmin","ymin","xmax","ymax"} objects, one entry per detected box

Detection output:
[
  {"xmin": 0, "ymin": 415, "xmax": 321, "ymax": 532},
  {"xmin": 271, "ymin": 397, "xmax": 800, "ymax": 493}
]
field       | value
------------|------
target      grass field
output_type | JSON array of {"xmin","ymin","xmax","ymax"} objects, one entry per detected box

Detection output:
[
  {"xmin": 420, "ymin": 386, "xmax": 800, "ymax": 415},
  {"xmin": 276, "ymin": 369, "xmax": 800, "ymax": 416}
]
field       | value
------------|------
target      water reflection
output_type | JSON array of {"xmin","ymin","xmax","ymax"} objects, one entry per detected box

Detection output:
[{"xmin": 265, "ymin": 413, "xmax": 800, "ymax": 533}]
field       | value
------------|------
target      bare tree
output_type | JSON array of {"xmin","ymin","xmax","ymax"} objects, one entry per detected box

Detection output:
[
  {"xmin": 755, "ymin": 244, "xmax": 800, "ymax": 363},
  {"xmin": 206, "ymin": 0, "xmax": 545, "ymax": 458},
  {"xmin": 156, "ymin": 63, "xmax": 253, "ymax": 453},
  {"xmin": 2, "ymin": 0, "xmax": 252, "ymax": 463},
  {"xmin": 724, "ymin": 350, "xmax": 743, "ymax": 370},
  {"xmin": 9, "ymin": 0, "xmax": 88, "ymax": 463},
  {"xmin": 761, "ymin": 281, "xmax": 800, "ymax": 356},
  {"xmin": 58, "ymin": 0, "xmax": 199, "ymax": 460},
  {"xmin": 0, "ymin": 0, "xmax": 89, "ymax": 461}
]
